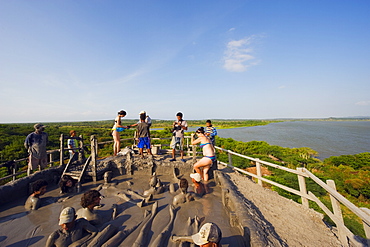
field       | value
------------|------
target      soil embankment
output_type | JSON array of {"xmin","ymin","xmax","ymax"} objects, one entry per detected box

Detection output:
[{"xmin": 221, "ymin": 165, "xmax": 343, "ymax": 247}]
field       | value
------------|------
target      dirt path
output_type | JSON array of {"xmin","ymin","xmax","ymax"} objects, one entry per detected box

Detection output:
[{"xmin": 220, "ymin": 166, "xmax": 343, "ymax": 247}]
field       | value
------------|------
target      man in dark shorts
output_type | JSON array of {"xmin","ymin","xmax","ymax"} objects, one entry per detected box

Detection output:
[
  {"xmin": 136, "ymin": 113, "xmax": 153, "ymax": 158},
  {"xmin": 24, "ymin": 123, "xmax": 48, "ymax": 176}
]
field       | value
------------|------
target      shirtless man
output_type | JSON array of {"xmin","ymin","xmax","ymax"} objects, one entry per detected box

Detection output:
[
  {"xmin": 46, "ymin": 207, "xmax": 97, "ymax": 247},
  {"xmin": 24, "ymin": 179, "xmax": 48, "ymax": 210}
]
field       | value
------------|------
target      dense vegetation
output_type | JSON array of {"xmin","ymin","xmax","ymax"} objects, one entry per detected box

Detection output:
[{"xmin": 0, "ymin": 119, "xmax": 368, "ymax": 237}]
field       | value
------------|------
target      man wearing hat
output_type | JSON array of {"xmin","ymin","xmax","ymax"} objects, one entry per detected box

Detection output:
[
  {"xmin": 24, "ymin": 123, "xmax": 48, "ymax": 176},
  {"xmin": 172, "ymin": 222, "xmax": 222, "ymax": 246},
  {"xmin": 46, "ymin": 207, "xmax": 97, "ymax": 247}
]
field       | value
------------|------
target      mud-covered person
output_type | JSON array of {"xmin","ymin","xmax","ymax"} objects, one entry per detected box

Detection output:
[
  {"xmin": 46, "ymin": 207, "xmax": 97, "ymax": 247},
  {"xmin": 59, "ymin": 175, "xmax": 78, "ymax": 194},
  {"xmin": 173, "ymin": 178, "xmax": 194, "ymax": 206},
  {"xmin": 24, "ymin": 123, "xmax": 48, "ymax": 176},
  {"xmin": 76, "ymin": 190, "xmax": 117, "ymax": 227},
  {"xmin": 172, "ymin": 222, "xmax": 222, "ymax": 247},
  {"xmin": 25, "ymin": 179, "xmax": 48, "ymax": 210},
  {"xmin": 170, "ymin": 112, "xmax": 188, "ymax": 162}
]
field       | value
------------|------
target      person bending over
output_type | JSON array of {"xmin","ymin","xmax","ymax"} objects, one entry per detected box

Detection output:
[
  {"xmin": 191, "ymin": 127, "xmax": 215, "ymax": 182},
  {"xmin": 25, "ymin": 179, "xmax": 48, "ymax": 210},
  {"xmin": 46, "ymin": 207, "xmax": 97, "ymax": 247}
]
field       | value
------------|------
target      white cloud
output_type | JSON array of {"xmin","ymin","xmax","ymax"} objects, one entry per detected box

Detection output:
[
  {"xmin": 278, "ymin": 85, "xmax": 286, "ymax": 89},
  {"xmin": 355, "ymin": 101, "xmax": 370, "ymax": 106},
  {"xmin": 228, "ymin": 27, "xmax": 236, "ymax": 32},
  {"xmin": 223, "ymin": 36, "xmax": 260, "ymax": 72}
]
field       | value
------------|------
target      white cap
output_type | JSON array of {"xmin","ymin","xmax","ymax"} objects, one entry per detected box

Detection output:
[
  {"xmin": 139, "ymin": 110, "xmax": 146, "ymax": 115},
  {"xmin": 190, "ymin": 173, "xmax": 201, "ymax": 182},
  {"xmin": 191, "ymin": 222, "xmax": 222, "ymax": 245},
  {"xmin": 59, "ymin": 207, "xmax": 75, "ymax": 225}
]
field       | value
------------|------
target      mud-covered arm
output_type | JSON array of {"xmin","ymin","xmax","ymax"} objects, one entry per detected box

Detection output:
[
  {"xmin": 171, "ymin": 235, "xmax": 194, "ymax": 243},
  {"xmin": 69, "ymin": 220, "xmax": 98, "ymax": 247},
  {"xmin": 45, "ymin": 231, "xmax": 58, "ymax": 247}
]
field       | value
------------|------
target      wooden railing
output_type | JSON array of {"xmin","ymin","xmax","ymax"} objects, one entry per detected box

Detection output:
[{"xmin": 215, "ymin": 146, "xmax": 370, "ymax": 247}]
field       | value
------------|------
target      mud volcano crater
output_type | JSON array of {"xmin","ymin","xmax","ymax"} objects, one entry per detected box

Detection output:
[{"xmin": 0, "ymin": 154, "xmax": 283, "ymax": 247}]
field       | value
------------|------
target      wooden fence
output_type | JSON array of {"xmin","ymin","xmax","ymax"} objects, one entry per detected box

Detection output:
[{"xmin": 215, "ymin": 146, "xmax": 370, "ymax": 247}]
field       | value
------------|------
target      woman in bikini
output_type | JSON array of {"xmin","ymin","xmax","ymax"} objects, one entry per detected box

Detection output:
[
  {"xmin": 112, "ymin": 110, "xmax": 127, "ymax": 156},
  {"xmin": 191, "ymin": 127, "xmax": 216, "ymax": 182}
]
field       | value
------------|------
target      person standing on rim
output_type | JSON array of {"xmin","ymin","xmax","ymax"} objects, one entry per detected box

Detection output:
[
  {"xmin": 112, "ymin": 110, "xmax": 127, "ymax": 156},
  {"xmin": 24, "ymin": 123, "xmax": 48, "ymax": 176},
  {"xmin": 205, "ymin": 120, "xmax": 217, "ymax": 147},
  {"xmin": 170, "ymin": 112, "xmax": 188, "ymax": 162},
  {"xmin": 67, "ymin": 130, "xmax": 79, "ymax": 159}
]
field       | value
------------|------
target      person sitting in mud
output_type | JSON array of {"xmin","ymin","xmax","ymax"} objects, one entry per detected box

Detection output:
[
  {"xmin": 76, "ymin": 190, "xmax": 117, "ymax": 227},
  {"xmin": 46, "ymin": 207, "xmax": 98, "ymax": 247},
  {"xmin": 172, "ymin": 222, "xmax": 222, "ymax": 247},
  {"xmin": 24, "ymin": 179, "xmax": 48, "ymax": 210},
  {"xmin": 143, "ymin": 173, "xmax": 165, "ymax": 196},
  {"xmin": 59, "ymin": 175, "xmax": 78, "ymax": 194},
  {"xmin": 173, "ymin": 178, "xmax": 194, "ymax": 206},
  {"xmin": 191, "ymin": 127, "xmax": 216, "ymax": 182},
  {"xmin": 190, "ymin": 173, "xmax": 206, "ymax": 197}
]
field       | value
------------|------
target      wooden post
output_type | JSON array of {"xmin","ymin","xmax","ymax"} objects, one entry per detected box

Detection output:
[
  {"xmin": 59, "ymin": 134, "xmax": 65, "ymax": 166},
  {"xmin": 90, "ymin": 135, "xmax": 97, "ymax": 182},
  {"xmin": 256, "ymin": 158, "xmax": 263, "ymax": 186},
  {"xmin": 228, "ymin": 152, "xmax": 233, "ymax": 166},
  {"xmin": 192, "ymin": 143, "xmax": 197, "ymax": 162},
  {"xmin": 78, "ymin": 135, "xmax": 84, "ymax": 162},
  {"xmin": 297, "ymin": 167, "xmax": 309, "ymax": 208},
  {"xmin": 12, "ymin": 162, "xmax": 17, "ymax": 181},
  {"xmin": 49, "ymin": 153, "xmax": 53, "ymax": 167},
  {"xmin": 360, "ymin": 207, "xmax": 370, "ymax": 247},
  {"xmin": 327, "ymin": 179, "xmax": 348, "ymax": 246}
]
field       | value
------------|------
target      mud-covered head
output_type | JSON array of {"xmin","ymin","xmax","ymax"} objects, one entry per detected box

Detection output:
[
  {"xmin": 103, "ymin": 171, "xmax": 113, "ymax": 184},
  {"xmin": 31, "ymin": 179, "xmax": 48, "ymax": 195},
  {"xmin": 179, "ymin": 178, "xmax": 189, "ymax": 193},
  {"xmin": 149, "ymin": 173, "xmax": 158, "ymax": 187},
  {"xmin": 81, "ymin": 190, "xmax": 101, "ymax": 208},
  {"xmin": 59, "ymin": 175, "xmax": 77, "ymax": 193}
]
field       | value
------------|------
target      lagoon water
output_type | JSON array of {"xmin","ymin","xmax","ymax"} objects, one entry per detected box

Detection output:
[{"xmin": 217, "ymin": 121, "xmax": 370, "ymax": 160}]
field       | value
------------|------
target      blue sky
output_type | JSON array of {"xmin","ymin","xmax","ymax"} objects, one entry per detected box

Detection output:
[{"xmin": 1, "ymin": 1, "xmax": 370, "ymax": 123}]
